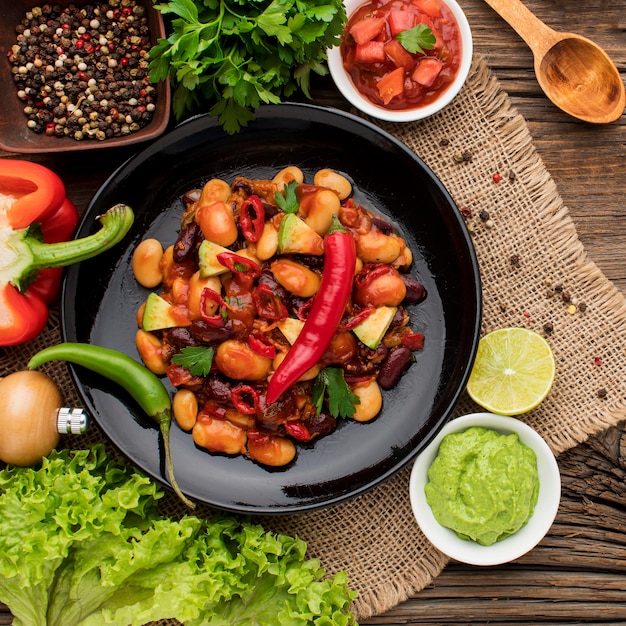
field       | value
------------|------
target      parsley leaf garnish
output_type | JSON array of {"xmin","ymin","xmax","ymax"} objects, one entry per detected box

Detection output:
[
  {"xmin": 171, "ymin": 346, "xmax": 215, "ymax": 377},
  {"xmin": 312, "ymin": 367, "xmax": 360, "ymax": 418},
  {"xmin": 396, "ymin": 24, "xmax": 436, "ymax": 55},
  {"xmin": 274, "ymin": 180, "xmax": 300, "ymax": 213},
  {"xmin": 149, "ymin": 0, "xmax": 348, "ymax": 133}
]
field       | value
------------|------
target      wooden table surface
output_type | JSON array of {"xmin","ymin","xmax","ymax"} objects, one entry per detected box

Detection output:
[{"xmin": 1, "ymin": 0, "xmax": 625, "ymax": 624}]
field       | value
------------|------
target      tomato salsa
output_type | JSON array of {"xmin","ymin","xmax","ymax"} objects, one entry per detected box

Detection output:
[{"xmin": 341, "ymin": 0, "xmax": 463, "ymax": 111}]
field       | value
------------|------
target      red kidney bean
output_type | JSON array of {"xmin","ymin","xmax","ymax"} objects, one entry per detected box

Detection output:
[
  {"xmin": 402, "ymin": 275, "xmax": 427, "ymax": 303},
  {"xmin": 259, "ymin": 391, "xmax": 299, "ymax": 429},
  {"xmin": 189, "ymin": 319, "xmax": 235, "ymax": 344},
  {"xmin": 306, "ymin": 412, "xmax": 337, "ymax": 438},
  {"xmin": 232, "ymin": 180, "xmax": 253, "ymax": 195},
  {"xmin": 377, "ymin": 346, "xmax": 413, "ymax": 389},
  {"xmin": 204, "ymin": 375, "xmax": 232, "ymax": 404},
  {"xmin": 370, "ymin": 216, "xmax": 396, "ymax": 235},
  {"xmin": 164, "ymin": 327, "xmax": 200, "ymax": 348},
  {"xmin": 173, "ymin": 222, "xmax": 200, "ymax": 263}
]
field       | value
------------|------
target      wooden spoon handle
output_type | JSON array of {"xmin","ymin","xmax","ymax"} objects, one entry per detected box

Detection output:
[{"xmin": 482, "ymin": 0, "xmax": 560, "ymax": 57}]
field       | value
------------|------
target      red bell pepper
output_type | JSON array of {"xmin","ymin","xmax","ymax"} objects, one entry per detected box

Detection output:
[{"xmin": 0, "ymin": 159, "xmax": 135, "ymax": 346}]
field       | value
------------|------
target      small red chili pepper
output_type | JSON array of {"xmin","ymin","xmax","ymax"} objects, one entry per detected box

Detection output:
[
  {"xmin": 401, "ymin": 332, "xmax": 424, "ymax": 351},
  {"xmin": 253, "ymin": 283, "xmax": 288, "ymax": 321},
  {"xmin": 248, "ymin": 331, "xmax": 277, "ymax": 358},
  {"xmin": 0, "ymin": 160, "xmax": 133, "ymax": 346},
  {"xmin": 342, "ymin": 307, "xmax": 375, "ymax": 331},
  {"xmin": 200, "ymin": 288, "xmax": 226, "ymax": 327},
  {"xmin": 266, "ymin": 214, "xmax": 357, "ymax": 404},
  {"xmin": 231, "ymin": 385, "xmax": 259, "ymax": 415},
  {"xmin": 217, "ymin": 251, "xmax": 261, "ymax": 279},
  {"xmin": 284, "ymin": 421, "xmax": 313, "ymax": 442},
  {"xmin": 354, "ymin": 263, "xmax": 395, "ymax": 290},
  {"xmin": 239, "ymin": 195, "xmax": 265, "ymax": 243}
]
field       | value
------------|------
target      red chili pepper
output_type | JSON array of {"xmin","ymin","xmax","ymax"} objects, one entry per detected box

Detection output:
[
  {"xmin": 284, "ymin": 421, "xmax": 313, "ymax": 442},
  {"xmin": 354, "ymin": 263, "xmax": 396, "ymax": 290},
  {"xmin": 266, "ymin": 214, "xmax": 356, "ymax": 404},
  {"xmin": 239, "ymin": 195, "xmax": 265, "ymax": 243},
  {"xmin": 342, "ymin": 306, "xmax": 375, "ymax": 331},
  {"xmin": 0, "ymin": 159, "xmax": 134, "ymax": 346},
  {"xmin": 200, "ymin": 287, "xmax": 226, "ymax": 327},
  {"xmin": 217, "ymin": 251, "xmax": 261, "ymax": 279},
  {"xmin": 248, "ymin": 331, "xmax": 277, "ymax": 358},
  {"xmin": 253, "ymin": 283, "xmax": 288, "ymax": 321},
  {"xmin": 231, "ymin": 385, "xmax": 259, "ymax": 415}
]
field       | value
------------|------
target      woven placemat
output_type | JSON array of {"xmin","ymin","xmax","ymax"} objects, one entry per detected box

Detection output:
[{"xmin": 2, "ymin": 55, "xmax": 626, "ymax": 622}]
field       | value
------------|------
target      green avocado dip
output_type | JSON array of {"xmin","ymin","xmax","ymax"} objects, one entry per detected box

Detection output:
[{"xmin": 424, "ymin": 426, "xmax": 540, "ymax": 546}]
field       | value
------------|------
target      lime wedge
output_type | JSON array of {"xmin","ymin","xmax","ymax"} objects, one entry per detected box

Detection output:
[{"xmin": 466, "ymin": 327, "xmax": 556, "ymax": 415}]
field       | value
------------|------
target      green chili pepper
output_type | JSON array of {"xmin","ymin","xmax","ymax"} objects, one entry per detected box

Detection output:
[{"xmin": 28, "ymin": 342, "xmax": 195, "ymax": 510}]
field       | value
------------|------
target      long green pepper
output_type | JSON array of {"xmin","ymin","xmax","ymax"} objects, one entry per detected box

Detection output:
[{"xmin": 28, "ymin": 342, "xmax": 195, "ymax": 509}]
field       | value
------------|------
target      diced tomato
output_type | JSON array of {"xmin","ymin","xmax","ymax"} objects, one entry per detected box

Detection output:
[
  {"xmin": 376, "ymin": 67, "xmax": 405, "ymax": 104},
  {"xmin": 412, "ymin": 57, "xmax": 443, "ymax": 87},
  {"xmin": 412, "ymin": 0, "xmax": 442, "ymax": 18},
  {"xmin": 388, "ymin": 10, "xmax": 418, "ymax": 36},
  {"xmin": 383, "ymin": 39, "xmax": 415, "ymax": 69},
  {"xmin": 349, "ymin": 16, "xmax": 386, "ymax": 45},
  {"xmin": 355, "ymin": 40, "xmax": 386, "ymax": 64}
]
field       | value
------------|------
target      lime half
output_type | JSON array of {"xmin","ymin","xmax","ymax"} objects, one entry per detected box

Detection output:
[{"xmin": 467, "ymin": 327, "xmax": 556, "ymax": 416}]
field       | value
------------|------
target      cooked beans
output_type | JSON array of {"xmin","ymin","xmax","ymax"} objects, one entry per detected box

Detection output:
[
  {"xmin": 255, "ymin": 221, "xmax": 279, "ymax": 260},
  {"xmin": 173, "ymin": 389, "xmax": 198, "ymax": 431},
  {"xmin": 351, "ymin": 379, "xmax": 383, "ymax": 422},
  {"xmin": 302, "ymin": 188, "xmax": 341, "ymax": 235},
  {"xmin": 196, "ymin": 200, "xmax": 238, "ymax": 247},
  {"xmin": 273, "ymin": 166, "xmax": 304, "ymax": 188},
  {"xmin": 132, "ymin": 238, "xmax": 164, "ymax": 288},
  {"xmin": 215, "ymin": 339, "xmax": 272, "ymax": 381},
  {"xmin": 354, "ymin": 266, "xmax": 407, "ymax": 308},
  {"xmin": 270, "ymin": 259, "xmax": 321, "ymax": 298},
  {"xmin": 378, "ymin": 346, "xmax": 413, "ymax": 390},
  {"xmin": 313, "ymin": 168, "xmax": 352, "ymax": 200},
  {"xmin": 247, "ymin": 432, "xmax": 297, "ymax": 467},
  {"xmin": 131, "ymin": 165, "xmax": 428, "ymax": 468},
  {"xmin": 356, "ymin": 230, "xmax": 402, "ymax": 264},
  {"xmin": 135, "ymin": 329, "xmax": 168, "ymax": 375},
  {"xmin": 193, "ymin": 416, "xmax": 247, "ymax": 455}
]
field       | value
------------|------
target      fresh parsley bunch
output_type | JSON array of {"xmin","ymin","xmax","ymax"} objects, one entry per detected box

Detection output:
[{"xmin": 149, "ymin": 0, "xmax": 347, "ymax": 133}]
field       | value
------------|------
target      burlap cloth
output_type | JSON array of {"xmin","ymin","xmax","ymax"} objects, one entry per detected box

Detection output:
[{"xmin": 2, "ymin": 56, "xmax": 626, "ymax": 622}]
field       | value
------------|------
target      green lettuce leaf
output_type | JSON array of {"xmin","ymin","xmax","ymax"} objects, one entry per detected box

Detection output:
[{"xmin": 0, "ymin": 445, "xmax": 358, "ymax": 625}]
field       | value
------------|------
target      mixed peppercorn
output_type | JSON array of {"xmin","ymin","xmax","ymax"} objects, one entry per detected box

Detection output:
[{"xmin": 8, "ymin": 1, "xmax": 157, "ymax": 141}]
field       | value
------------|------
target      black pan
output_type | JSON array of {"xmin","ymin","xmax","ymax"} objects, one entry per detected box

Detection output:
[{"xmin": 62, "ymin": 103, "xmax": 482, "ymax": 514}]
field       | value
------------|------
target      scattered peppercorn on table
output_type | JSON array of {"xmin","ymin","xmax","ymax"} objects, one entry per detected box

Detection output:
[{"xmin": 1, "ymin": 0, "xmax": 626, "ymax": 622}]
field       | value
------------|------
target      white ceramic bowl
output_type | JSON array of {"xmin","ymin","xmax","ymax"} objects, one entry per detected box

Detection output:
[
  {"xmin": 328, "ymin": 0, "xmax": 473, "ymax": 122},
  {"xmin": 409, "ymin": 412, "xmax": 561, "ymax": 566}
]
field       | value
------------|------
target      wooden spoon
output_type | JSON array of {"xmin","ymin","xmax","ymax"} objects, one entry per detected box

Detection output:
[{"xmin": 484, "ymin": 0, "xmax": 626, "ymax": 123}]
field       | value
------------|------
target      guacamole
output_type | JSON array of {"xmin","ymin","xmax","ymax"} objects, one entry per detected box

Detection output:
[{"xmin": 424, "ymin": 426, "xmax": 539, "ymax": 546}]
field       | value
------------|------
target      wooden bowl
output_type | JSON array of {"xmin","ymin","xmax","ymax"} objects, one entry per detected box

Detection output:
[{"xmin": 0, "ymin": 0, "xmax": 170, "ymax": 154}]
